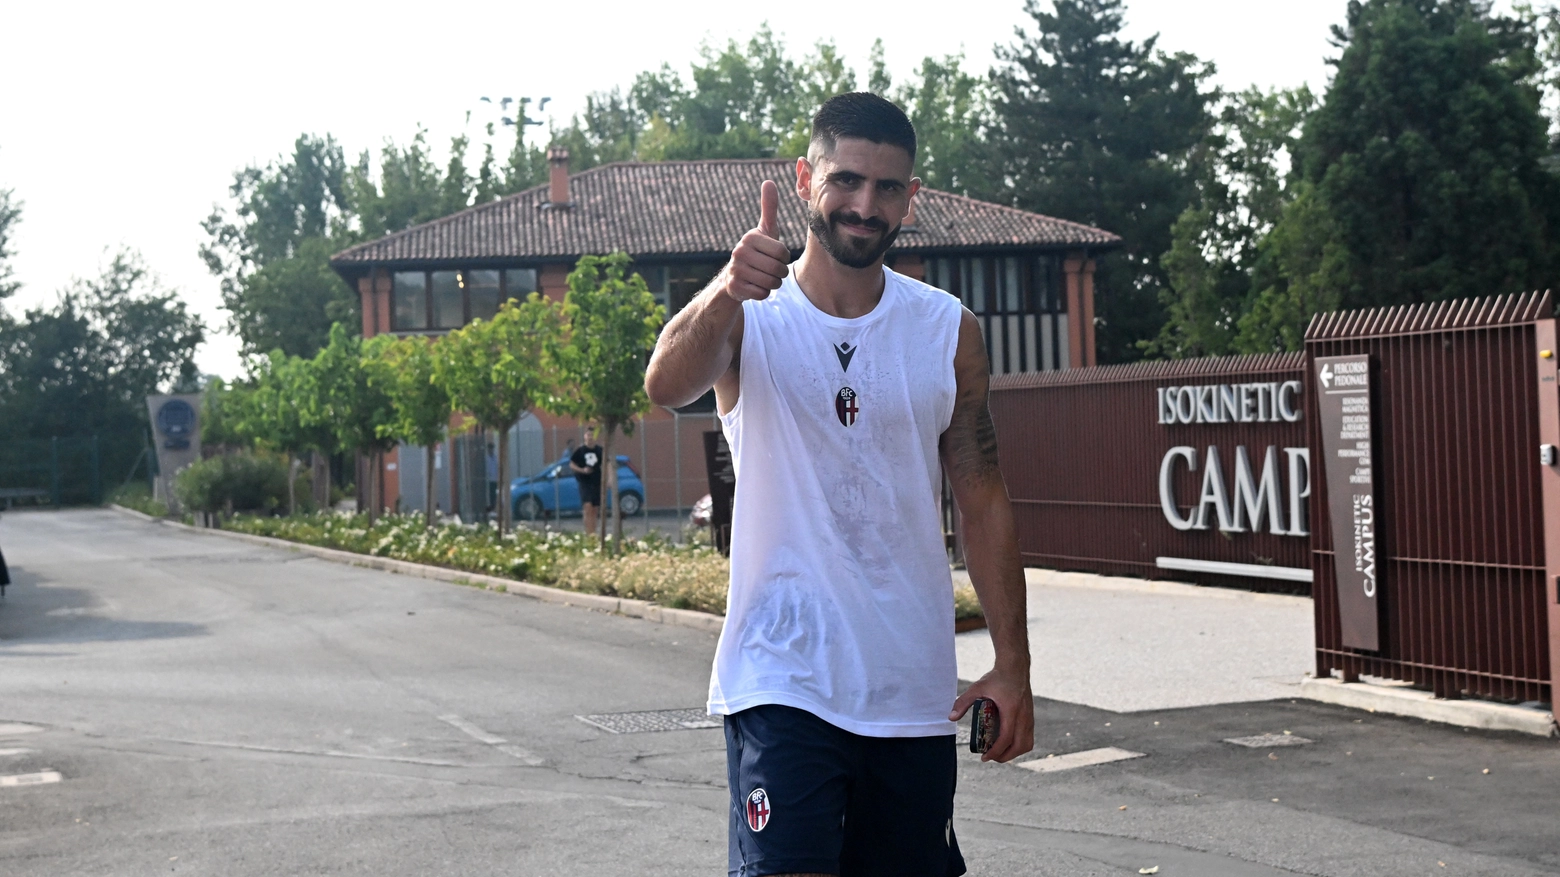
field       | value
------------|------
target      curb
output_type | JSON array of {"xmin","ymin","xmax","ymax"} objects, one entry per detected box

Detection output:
[
  {"xmin": 1300, "ymin": 676, "xmax": 1557, "ymax": 737},
  {"xmin": 108, "ymin": 505, "xmax": 725, "ymax": 635}
]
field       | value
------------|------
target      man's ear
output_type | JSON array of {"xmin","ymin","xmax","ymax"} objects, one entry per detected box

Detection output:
[{"xmin": 795, "ymin": 156, "xmax": 813, "ymax": 202}]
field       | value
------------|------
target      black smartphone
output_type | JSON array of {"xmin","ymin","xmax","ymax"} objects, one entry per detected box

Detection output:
[{"xmin": 969, "ymin": 698, "xmax": 999, "ymax": 754}]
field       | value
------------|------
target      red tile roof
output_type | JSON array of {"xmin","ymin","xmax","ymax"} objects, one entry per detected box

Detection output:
[{"xmin": 330, "ymin": 158, "xmax": 1119, "ymax": 270}]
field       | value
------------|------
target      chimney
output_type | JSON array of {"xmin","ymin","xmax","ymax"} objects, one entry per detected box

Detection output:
[{"xmin": 547, "ymin": 147, "xmax": 571, "ymax": 206}]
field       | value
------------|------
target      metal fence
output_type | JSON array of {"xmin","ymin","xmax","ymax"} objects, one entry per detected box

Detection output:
[
  {"xmin": 1305, "ymin": 291, "xmax": 1557, "ymax": 704},
  {"xmin": 0, "ymin": 436, "xmax": 103, "ymax": 508}
]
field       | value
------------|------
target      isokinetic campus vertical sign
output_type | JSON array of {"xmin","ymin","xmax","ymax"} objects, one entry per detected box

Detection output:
[{"xmin": 1315, "ymin": 355, "xmax": 1381, "ymax": 650}]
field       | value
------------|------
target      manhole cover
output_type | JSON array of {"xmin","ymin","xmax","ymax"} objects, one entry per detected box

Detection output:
[
  {"xmin": 1224, "ymin": 733, "xmax": 1313, "ymax": 748},
  {"xmin": 576, "ymin": 708, "xmax": 722, "ymax": 734}
]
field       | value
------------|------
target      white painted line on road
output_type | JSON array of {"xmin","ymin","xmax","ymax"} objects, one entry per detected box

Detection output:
[
  {"xmin": 1, "ymin": 770, "xmax": 62, "ymax": 787},
  {"xmin": 1016, "ymin": 747, "xmax": 1146, "ymax": 774},
  {"xmin": 0, "ymin": 723, "xmax": 44, "ymax": 736},
  {"xmin": 437, "ymin": 714, "xmax": 544, "ymax": 766},
  {"xmin": 437, "ymin": 714, "xmax": 506, "ymax": 745},
  {"xmin": 0, "ymin": 748, "xmax": 35, "ymax": 757},
  {"xmin": 160, "ymin": 738, "xmax": 465, "ymax": 768}
]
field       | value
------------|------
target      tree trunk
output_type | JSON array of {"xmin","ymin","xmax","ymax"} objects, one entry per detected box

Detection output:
[
  {"xmin": 287, "ymin": 455, "xmax": 300, "ymax": 516},
  {"xmin": 425, "ymin": 444, "xmax": 437, "ymax": 529},
  {"xmin": 496, "ymin": 421, "xmax": 512, "ymax": 537},
  {"xmin": 312, "ymin": 451, "xmax": 331, "ymax": 510},
  {"xmin": 602, "ymin": 424, "xmax": 617, "ymax": 553},
  {"xmin": 367, "ymin": 450, "xmax": 379, "ymax": 526}
]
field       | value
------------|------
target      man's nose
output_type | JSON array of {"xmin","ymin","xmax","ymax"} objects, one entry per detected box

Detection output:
[{"xmin": 844, "ymin": 188, "xmax": 878, "ymax": 222}]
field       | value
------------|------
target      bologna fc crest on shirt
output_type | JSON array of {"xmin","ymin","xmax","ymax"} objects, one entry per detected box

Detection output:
[
  {"xmin": 835, "ymin": 387, "xmax": 859, "ymax": 427},
  {"xmin": 746, "ymin": 788, "xmax": 771, "ymax": 832}
]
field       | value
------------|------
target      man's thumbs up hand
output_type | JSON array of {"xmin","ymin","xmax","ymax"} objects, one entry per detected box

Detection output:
[
  {"xmin": 757, "ymin": 178, "xmax": 780, "ymax": 240},
  {"xmin": 721, "ymin": 179, "xmax": 791, "ymax": 303}
]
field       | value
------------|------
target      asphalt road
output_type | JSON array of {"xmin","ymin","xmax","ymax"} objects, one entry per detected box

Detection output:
[{"xmin": 1, "ymin": 509, "xmax": 1556, "ymax": 876}]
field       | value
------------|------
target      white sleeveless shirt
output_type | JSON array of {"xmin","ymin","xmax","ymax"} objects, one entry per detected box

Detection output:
[{"xmin": 708, "ymin": 265, "xmax": 964, "ymax": 737}]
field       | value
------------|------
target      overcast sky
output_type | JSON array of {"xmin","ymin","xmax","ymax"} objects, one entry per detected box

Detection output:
[{"xmin": 1, "ymin": 0, "xmax": 1354, "ymax": 379}]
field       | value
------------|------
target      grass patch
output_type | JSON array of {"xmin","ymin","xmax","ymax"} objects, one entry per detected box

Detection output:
[
  {"xmin": 110, "ymin": 483, "xmax": 168, "ymax": 518},
  {"xmin": 222, "ymin": 510, "xmax": 984, "ymax": 621}
]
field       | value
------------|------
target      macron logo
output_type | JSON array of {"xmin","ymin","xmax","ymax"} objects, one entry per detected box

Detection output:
[{"xmin": 834, "ymin": 342, "xmax": 856, "ymax": 373}]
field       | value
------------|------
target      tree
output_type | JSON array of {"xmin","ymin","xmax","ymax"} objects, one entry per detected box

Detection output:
[
  {"xmin": 895, "ymin": 53, "xmax": 995, "ymax": 195},
  {"xmin": 199, "ymin": 376, "xmax": 251, "ymax": 450},
  {"xmin": 549, "ymin": 254, "xmax": 663, "ymax": 548},
  {"xmin": 202, "ymin": 135, "xmax": 358, "ymax": 359},
  {"xmin": 433, "ymin": 296, "xmax": 559, "ymax": 536},
  {"xmin": 243, "ymin": 351, "xmax": 339, "ymax": 515},
  {"xmin": 1266, "ymin": 0, "xmax": 1560, "ymax": 326},
  {"xmin": 306, "ymin": 324, "xmax": 396, "ymax": 524},
  {"xmin": 367, "ymin": 336, "xmax": 451, "ymax": 528},
  {"xmin": 0, "ymin": 183, "xmax": 20, "ymax": 302},
  {"xmin": 0, "ymin": 250, "xmax": 204, "ymax": 485},
  {"xmin": 1147, "ymin": 86, "xmax": 1316, "ymax": 358},
  {"xmin": 222, "ymin": 236, "xmax": 360, "ymax": 360},
  {"xmin": 554, "ymin": 28, "xmax": 877, "ymax": 168},
  {"xmin": 347, "ymin": 128, "xmax": 480, "ymax": 240},
  {"xmin": 989, "ymin": 0, "xmax": 1217, "ymax": 362}
]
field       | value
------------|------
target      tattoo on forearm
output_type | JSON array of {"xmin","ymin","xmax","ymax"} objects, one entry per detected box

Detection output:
[{"xmin": 974, "ymin": 404, "xmax": 999, "ymax": 470}]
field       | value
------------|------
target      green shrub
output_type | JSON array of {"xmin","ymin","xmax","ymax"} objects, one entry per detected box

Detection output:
[
  {"xmin": 552, "ymin": 552, "xmax": 730, "ymax": 614},
  {"xmin": 953, "ymin": 582, "xmax": 982, "ymax": 621},
  {"xmin": 224, "ymin": 510, "xmax": 982, "ymax": 621},
  {"xmin": 174, "ymin": 452, "xmax": 289, "ymax": 515}
]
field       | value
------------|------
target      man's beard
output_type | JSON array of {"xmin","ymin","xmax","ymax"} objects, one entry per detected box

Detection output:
[{"xmin": 806, "ymin": 205, "xmax": 901, "ymax": 269}]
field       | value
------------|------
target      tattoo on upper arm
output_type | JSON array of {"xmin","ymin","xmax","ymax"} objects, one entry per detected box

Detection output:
[{"xmin": 946, "ymin": 381, "xmax": 1000, "ymax": 486}]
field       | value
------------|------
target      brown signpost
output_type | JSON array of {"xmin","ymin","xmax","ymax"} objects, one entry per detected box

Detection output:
[{"xmin": 1314, "ymin": 355, "xmax": 1380, "ymax": 651}]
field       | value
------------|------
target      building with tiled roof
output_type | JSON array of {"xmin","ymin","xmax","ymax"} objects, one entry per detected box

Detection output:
[
  {"xmin": 329, "ymin": 153, "xmax": 1120, "ymax": 519},
  {"xmin": 331, "ymin": 154, "xmax": 1120, "ymax": 375}
]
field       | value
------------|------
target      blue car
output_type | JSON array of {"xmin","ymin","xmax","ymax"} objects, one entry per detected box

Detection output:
[{"xmin": 510, "ymin": 454, "xmax": 644, "ymax": 520}]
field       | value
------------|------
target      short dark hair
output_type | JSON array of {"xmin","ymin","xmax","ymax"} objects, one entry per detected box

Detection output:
[{"xmin": 809, "ymin": 93, "xmax": 916, "ymax": 162}]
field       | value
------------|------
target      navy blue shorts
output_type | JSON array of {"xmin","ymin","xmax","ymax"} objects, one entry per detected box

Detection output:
[
  {"xmin": 724, "ymin": 704, "xmax": 966, "ymax": 877},
  {"xmin": 576, "ymin": 477, "xmax": 601, "ymax": 506}
]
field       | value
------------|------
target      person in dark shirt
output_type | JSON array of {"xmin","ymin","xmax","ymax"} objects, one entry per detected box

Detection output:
[{"xmin": 570, "ymin": 427, "xmax": 605, "ymax": 536}]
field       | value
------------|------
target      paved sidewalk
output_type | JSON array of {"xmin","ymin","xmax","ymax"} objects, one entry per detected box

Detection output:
[{"xmin": 955, "ymin": 568, "xmax": 1314, "ymax": 712}]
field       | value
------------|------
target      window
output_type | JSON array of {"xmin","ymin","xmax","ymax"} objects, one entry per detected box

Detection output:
[
  {"xmin": 393, "ymin": 272, "xmax": 428, "ymax": 330},
  {"xmin": 924, "ymin": 255, "xmax": 1066, "ymax": 374},
  {"xmin": 637, "ymin": 266, "xmax": 669, "ymax": 312},
  {"xmin": 636, "ymin": 261, "xmax": 722, "ymax": 317},
  {"xmin": 668, "ymin": 263, "xmax": 721, "ymax": 313},
  {"xmin": 391, "ymin": 267, "xmax": 544, "ymax": 332},
  {"xmin": 504, "ymin": 268, "xmax": 538, "ymax": 301},
  {"xmin": 466, "ymin": 270, "xmax": 501, "ymax": 322},
  {"xmin": 431, "ymin": 271, "xmax": 463, "ymax": 329}
]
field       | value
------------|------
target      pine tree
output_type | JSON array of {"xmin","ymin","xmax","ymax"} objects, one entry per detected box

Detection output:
[
  {"xmin": 1249, "ymin": 0, "xmax": 1560, "ymax": 344},
  {"xmin": 989, "ymin": 0, "xmax": 1216, "ymax": 363}
]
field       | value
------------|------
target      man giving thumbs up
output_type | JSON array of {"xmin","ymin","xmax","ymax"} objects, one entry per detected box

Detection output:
[{"xmin": 646, "ymin": 92, "xmax": 1033, "ymax": 877}]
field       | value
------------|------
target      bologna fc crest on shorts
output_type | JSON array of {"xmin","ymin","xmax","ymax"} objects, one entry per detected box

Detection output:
[
  {"xmin": 835, "ymin": 387, "xmax": 859, "ymax": 427},
  {"xmin": 746, "ymin": 788, "xmax": 771, "ymax": 832}
]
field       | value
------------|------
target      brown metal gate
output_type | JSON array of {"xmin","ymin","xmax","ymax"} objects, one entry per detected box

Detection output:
[{"xmin": 1305, "ymin": 291, "xmax": 1560, "ymax": 704}]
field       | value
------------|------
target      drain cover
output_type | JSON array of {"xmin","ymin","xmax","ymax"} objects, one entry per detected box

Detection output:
[
  {"xmin": 576, "ymin": 708, "xmax": 722, "ymax": 734},
  {"xmin": 1224, "ymin": 733, "xmax": 1314, "ymax": 748}
]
